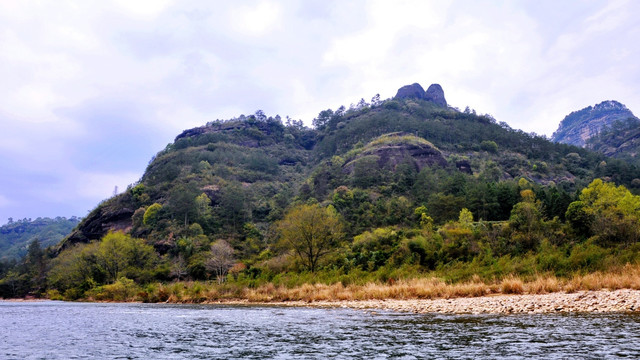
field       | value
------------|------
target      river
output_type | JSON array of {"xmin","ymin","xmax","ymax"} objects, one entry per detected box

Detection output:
[{"xmin": 1, "ymin": 301, "xmax": 639, "ymax": 359}]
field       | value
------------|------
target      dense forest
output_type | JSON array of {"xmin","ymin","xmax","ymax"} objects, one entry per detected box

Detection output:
[
  {"xmin": 2, "ymin": 85, "xmax": 640, "ymax": 301},
  {"xmin": 0, "ymin": 217, "xmax": 79, "ymax": 260}
]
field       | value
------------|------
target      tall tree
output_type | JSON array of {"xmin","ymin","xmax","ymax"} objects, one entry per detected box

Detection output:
[{"xmin": 277, "ymin": 204, "xmax": 344, "ymax": 272}]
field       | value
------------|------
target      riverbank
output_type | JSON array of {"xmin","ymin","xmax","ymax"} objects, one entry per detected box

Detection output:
[
  {"xmin": 277, "ymin": 289, "xmax": 640, "ymax": 314},
  {"xmin": 26, "ymin": 264, "xmax": 640, "ymax": 314}
]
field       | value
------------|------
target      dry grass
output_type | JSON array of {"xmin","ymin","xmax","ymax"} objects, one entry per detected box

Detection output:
[{"xmin": 142, "ymin": 264, "xmax": 640, "ymax": 304}]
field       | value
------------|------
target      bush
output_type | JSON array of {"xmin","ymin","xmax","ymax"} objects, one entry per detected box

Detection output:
[
  {"xmin": 480, "ymin": 140, "xmax": 498, "ymax": 153},
  {"xmin": 87, "ymin": 277, "xmax": 139, "ymax": 301}
]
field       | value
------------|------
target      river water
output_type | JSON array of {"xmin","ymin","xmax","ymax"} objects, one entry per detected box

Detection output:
[{"xmin": 1, "ymin": 301, "xmax": 639, "ymax": 359}]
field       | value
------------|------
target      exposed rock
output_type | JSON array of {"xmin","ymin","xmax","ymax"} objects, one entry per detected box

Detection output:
[
  {"xmin": 424, "ymin": 84, "xmax": 447, "ymax": 107},
  {"xmin": 394, "ymin": 83, "xmax": 447, "ymax": 107},
  {"xmin": 343, "ymin": 134, "xmax": 447, "ymax": 174},
  {"xmin": 60, "ymin": 206, "xmax": 134, "ymax": 252},
  {"xmin": 551, "ymin": 100, "xmax": 636, "ymax": 147},
  {"xmin": 395, "ymin": 83, "xmax": 426, "ymax": 100},
  {"xmin": 456, "ymin": 160, "xmax": 472, "ymax": 174}
]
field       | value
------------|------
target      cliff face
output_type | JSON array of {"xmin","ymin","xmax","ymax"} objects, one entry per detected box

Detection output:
[
  {"xmin": 342, "ymin": 133, "xmax": 447, "ymax": 174},
  {"xmin": 551, "ymin": 100, "xmax": 636, "ymax": 147}
]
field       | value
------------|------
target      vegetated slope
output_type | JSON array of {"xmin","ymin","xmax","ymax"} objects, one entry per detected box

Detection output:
[
  {"xmin": 60, "ymin": 115, "xmax": 317, "ymax": 258},
  {"xmin": 7, "ymin": 82, "xmax": 640, "ymax": 301},
  {"xmin": 551, "ymin": 100, "xmax": 636, "ymax": 147},
  {"xmin": 586, "ymin": 117, "xmax": 640, "ymax": 163},
  {"xmin": 61, "ymin": 83, "xmax": 640, "ymax": 251},
  {"xmin": 0, "ymin": 217, "xmax": 79, "ymax": 260}
]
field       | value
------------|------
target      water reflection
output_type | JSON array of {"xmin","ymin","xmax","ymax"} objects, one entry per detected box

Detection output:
[{"xmin": 1, "ymin": 301, "xmax": 639, "ymax": 359}]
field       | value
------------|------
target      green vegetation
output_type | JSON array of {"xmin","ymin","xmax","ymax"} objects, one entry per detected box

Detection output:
[
  {"xmin": 587, "ymin": 117, "xmax": 640, "ymax": 163},
  {"xmin": 3, "ymin": 95, "xmax": 640, "ymax": 301},
  {"xmin": 0, "ymin": 217, "xmax": 79, "ymax": 260}
]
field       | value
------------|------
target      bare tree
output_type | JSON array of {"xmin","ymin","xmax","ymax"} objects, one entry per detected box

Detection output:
[
  {"xmin": 205, "ymin": 240, "xmax": 235, "ymax": 284},
  {"xmin": 170, "ymin": 255, "xmax": 188, "ymax": 281}
]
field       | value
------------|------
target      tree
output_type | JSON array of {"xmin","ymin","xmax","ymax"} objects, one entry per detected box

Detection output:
[
  {"xmin": 170, "ymin": 255, "xmax": 188, "ymax": 281},
  {"xmin": 508, "ymin": 189, "xmax": 544, "ymax": 251},
  {"xmin": 371, "ymin": 94, "xmax": 381, "ymax": 106},
  {"xmin": 25, "ymin": 239, "xmax": 46, "ymax": 293},
  {"xmin": 167, "ymin": 183, "xmax": 200, "ymax": 227},
  {"xmin": 567, "ymin": 179, "xmax": 640, "ymax": 244},
  {"xmin": 143, "ymin": 203, "xmax": 162, "ymax": 226},
  {"xmin": 458, "ymin": 208, "xmax": 473, "ymax": 229},
  {"xmin": 313, "ymin": 109, "xmax": 334, "ymax": 130},
  {"xmin": 277, "ymin": 203, "xmax": 343, "ymax": 272},
  {"xmin": 205, "ymin": 240, "xmax": 235, "ymax": 283},
  {"xmin": 96, "ymin": 232, "xmax": 157, "ymax": 283},
  {"xmin": 480, "ymin": 140, "xmax": 498, "ymax": 153}
]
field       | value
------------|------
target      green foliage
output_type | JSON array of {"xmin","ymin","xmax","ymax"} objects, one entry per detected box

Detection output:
[
  {"xmin": 143, "ymin": 203, "xmax": 162, "ymax": 226},
  {"xmin": 0, "ymin": 217, "xmax": 79, "ymax": 260},
  {"xmin": 96, "ymin": 232, "xmax": 158, "ymax": 283},
  {"xmin": 12, "ymin": 95, "xmax": 640, "ymax": 299},
  {"xmin": 480, "ymin": 140, "xmax": 498, "ymax": 153},
  {"xmin": 277, "ymin": 203, "xmax": 344, "ymax": 272},
  {"xmin": 458, "ymin": 208, "xmax": 473, "ymax": 228},
  {"xmin": 567, "ymin": 179, "xmax": 640, "ymax": 244}
]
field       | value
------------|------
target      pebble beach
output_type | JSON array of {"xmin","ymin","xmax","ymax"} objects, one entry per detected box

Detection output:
[{"xmin": 287, "ymin": 289, "xmax": 640, "ymax": 314}]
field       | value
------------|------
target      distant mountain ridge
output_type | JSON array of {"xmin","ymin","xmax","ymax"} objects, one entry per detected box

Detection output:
[
  {"xmin": 551, "ymin": 100, "xmax": 636, "ymax": 147},
  {"xmin": 0, "ymin": 217, "xmax": 79, "ymax": 260}
]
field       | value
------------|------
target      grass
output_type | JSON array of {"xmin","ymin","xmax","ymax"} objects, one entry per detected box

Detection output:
[{"xmin": 82, "ymin": 264, "xmax": 640, "ymax": 303}]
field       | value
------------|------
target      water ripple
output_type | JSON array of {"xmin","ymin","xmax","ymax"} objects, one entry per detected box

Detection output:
[{"xmin": 1, "ymin": 301, "xmax": 640, "ymax": 359}]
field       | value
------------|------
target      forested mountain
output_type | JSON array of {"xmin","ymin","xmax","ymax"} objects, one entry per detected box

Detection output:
[
  {"xmin": 551, "ymin": 100, "xmax": 637, "ymax": 147},
  {"xmin": 61, "ymin": 84, "xmax": 640, "ymax": 252},
  {"xmin": 0, "ymin": 217, "xmax": 79, "ymax": 260},
  {"xmin": 586, "ymin": 117, "xmax": 640, "ymax": 163},
  {"xmin": 4, "ymin": 83, "xmax": 640, "ymax": 300}
]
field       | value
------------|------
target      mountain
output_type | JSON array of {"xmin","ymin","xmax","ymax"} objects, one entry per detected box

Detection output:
[
  {"xmin": 6, "ymin": 82, "xmax": 640, "ymax": 301},
  {"xmin": 586, "ymin": 117, "xmax": 640, "ymax": 161},
  {"xmin": 551, "ymin": 100, "xmax": 637, "ymax": 147},
  {"xmin": 0, "ymin": 217, "xmax": 79, "ymax": 260},
  {"xmin": 58, "ymin": 83, "xmax": 640, "ymax": 255}
]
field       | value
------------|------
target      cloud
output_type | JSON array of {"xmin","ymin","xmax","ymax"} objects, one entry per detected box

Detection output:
[
  {"xmin": 1, "ymin": 0, "xmax": 640, "ymax": 223},
  {"xmin": 0, "ymin": 194, "xmax": 11, "ymax": 208}
]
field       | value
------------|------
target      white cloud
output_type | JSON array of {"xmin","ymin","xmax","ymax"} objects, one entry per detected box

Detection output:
[
  {"xmin": 0, "ymin": 194, "xmax": 11, "ymax": 208},
  {"xmin": 76, "ymin": 171, "xmax": 142, "ymax": 200},
  {"xmin": 113, "ymin": 0, "xmax": 173, "ymax": 19},
  {"xmin": 1, "ymin": 0, "xmax": 640, "ymax": 223},
  {"xmin": 230, "ymin": 1, "xmax": 282, "ymax": 36}
]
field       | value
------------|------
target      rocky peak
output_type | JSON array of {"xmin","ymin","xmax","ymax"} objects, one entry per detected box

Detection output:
[
  {"xmin": 424, "ymin": 84, "xmax": 447, "ymax": 107},
  {"xmin": 395, "ymin": 82, "xmax": 447, "ymax": 107},
  {"xmin": 551, "ymin": 100, "xmax": 636, "ymax": 147},
  {"xmin": 395, "ymin": 83, "xmax": 426, "ymax": 100}
]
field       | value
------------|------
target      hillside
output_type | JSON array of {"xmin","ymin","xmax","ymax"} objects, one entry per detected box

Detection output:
[
  {"xmin": 586, "ymin": 117, "xmax": 640, "ymax": 162},
  {"xmin": 4, "ymin": 82, "xmax": 640, "ymax": 300},
  {"xmin": 0, "ymin": 217, "xmax": 79, "ymax": 260},
  {"xmin": 61, "ymin": 83, "xmax": 640, "ymax": 251},
  {"xmin": 551, "ymin": 100, "xmax": 636, "ymax": 147}
]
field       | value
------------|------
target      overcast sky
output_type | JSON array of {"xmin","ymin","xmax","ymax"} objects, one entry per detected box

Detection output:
[{"xmin": 1, "ymin": 0, "xmax": 639, "ymax": 224}]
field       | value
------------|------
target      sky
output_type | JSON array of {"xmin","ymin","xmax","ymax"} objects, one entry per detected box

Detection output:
[{"xmin": 1, "ymin": 0, "xmax": 639, "ymax": 224}]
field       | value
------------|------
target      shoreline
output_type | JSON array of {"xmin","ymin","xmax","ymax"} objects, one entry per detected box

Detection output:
[
  {"xmin": 3, "ymin": 289, "xmax": 640, "ymax": 314},
  {"xmin": 208, "ymin": 289, "xmax": 640, "ymax": 315}
]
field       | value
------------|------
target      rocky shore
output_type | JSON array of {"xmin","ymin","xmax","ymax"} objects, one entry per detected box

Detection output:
[{"xmin": 284, "ymin": 289, "xmax": 640, "ymax": 314}]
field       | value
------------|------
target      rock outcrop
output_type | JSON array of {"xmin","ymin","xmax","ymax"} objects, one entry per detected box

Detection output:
[
  {"xmin": 395, "ymin": 82, "xmax": 447, "ymax": 107},
  {"xmin": 58, "ymin": 200, "xmax": 134, "ymax": 252},
  {"xmin": 395, "ymin": 83, "xmax": 426, "ymax": 100},
  {"xmin": 424, "ymin": 84, "xmax": 447, "ymax": 107},
  {"xmin": 343, "ymin": 133, "xmax": 447, "ymax": 174},
  {"xmin": 551, "ymin": 100, "xmax": 636, "ymax": 147}
]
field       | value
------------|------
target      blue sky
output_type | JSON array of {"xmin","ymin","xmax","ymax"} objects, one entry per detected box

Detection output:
[{"xmin": 1, "ymin": 0, "xmax": 639, "ymax": 224}]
